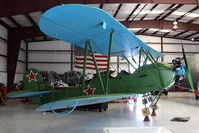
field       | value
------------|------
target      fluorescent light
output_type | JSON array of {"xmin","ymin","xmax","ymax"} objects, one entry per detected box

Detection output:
[
  {"xmin": 150, "ymin": 11, "xmax": 164, "ymax": 14},
  {"xmin": 172, "ymin": 11, "xmax": 185, "ymax": 16},
  {"xmin": 128, "ymin": 28, "xmax": 142, "ymax": 31},
  {"xmin": 149, "ymin": 28, "xmax": 159, "ymax": 31},
  {"xmin": 173, "ymin": 21, "xmax": 177, "ymax": 25},
  {"xmin": 173, "ymin": 25, "xmax": 178, "ymax": 29},
  {"xmin": 187, "ymin": 13, "xmax": 199, "ymax": 18},
  {"xmin": 159, "ymin": 29, "xmax": 171, "ymax": 33}
]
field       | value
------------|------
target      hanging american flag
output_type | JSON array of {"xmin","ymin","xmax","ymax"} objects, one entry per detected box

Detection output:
[{"xmin": 74, "ymin": 46, "xmax": 109, "ymax": 71}]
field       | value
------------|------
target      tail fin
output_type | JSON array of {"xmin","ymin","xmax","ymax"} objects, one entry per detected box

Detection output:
[
  {"xmin": 23, "ymin": 68, "xmax": 52, "ymax": 104},
  {"xmin": 23, "ymin": 68, "xmax": 43, "ymax": 91},
  {"xmin": 7, "ymin": 68, "xmax": 52, "ymax": 104},
  {"xmin": 181, "ymin": 42, "xmax": 196, "ymax": 96}
]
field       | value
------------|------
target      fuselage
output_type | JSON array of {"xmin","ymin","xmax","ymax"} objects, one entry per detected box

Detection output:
[{"xmin": 34, "ymin": 62, "xmax": 175, "ymax": 105}]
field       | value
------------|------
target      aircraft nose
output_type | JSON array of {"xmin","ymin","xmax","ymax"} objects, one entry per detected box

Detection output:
[{"xmin": 159, "ymin": 66, "xmax": 176, "ymax": 89}]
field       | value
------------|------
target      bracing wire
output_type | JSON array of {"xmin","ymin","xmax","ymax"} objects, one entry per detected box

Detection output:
[{"xmin": 49, "ymin": 100, "xmax": 79, "ymax": 117}]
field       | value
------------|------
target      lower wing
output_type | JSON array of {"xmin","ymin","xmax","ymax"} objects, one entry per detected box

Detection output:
[
  {"xmin": 35, "ymin": 94, "xmax": 133, "ymax": 112},
  {"xmin": 7, "ymin": 91, "xmax": 51, "ymax": 98}
]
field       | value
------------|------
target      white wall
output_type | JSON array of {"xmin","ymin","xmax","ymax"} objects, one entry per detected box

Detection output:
[
  {"xmin": 0, "ymin": 24, "xmax": 26, "ymax": 85},
  {"xmin": 28, "ymin": 40, "xmax": 71, "ymax": 73},
  {"xmin": 14, "ymin": 40, "xmax": 26, "ymax": 83},
  {"xmin": 0, "ymin": 24, "xmax": 7, "ymax": 85},
  {"xmin": 27, "ymin": 35, "xmax": 199, "ymax": 75},
  {"xmin": 138, "ymin": 35, "xmax": 199, "ymax": 63}
]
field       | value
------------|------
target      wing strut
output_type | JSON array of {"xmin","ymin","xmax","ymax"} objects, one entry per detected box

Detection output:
[
  {"xmin": 88, "ymin": 40, "xmax": 105, "ymax": 93},
  {"xmin": 123, "ymin": 54, "xmax": 137, "ymax": 70},
  {"xmin": 82, "ymin": 41, "xmax": 88, "ymax": 93},
  {"xmin": 142, "ymin": 48, "xmax": 157, "ymax": 68},
  {"xmin": 106, "ymin": 30, "xmax": 114, "ymax": 93},
  {"xmin": 138, "ymin": 48, "xmax": 142, "ymax": 69}
]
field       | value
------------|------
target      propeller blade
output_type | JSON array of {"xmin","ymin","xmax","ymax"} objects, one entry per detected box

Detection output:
[{"xmin": 181, "ymin": 42, "xmax": 196, "ymax": 96}]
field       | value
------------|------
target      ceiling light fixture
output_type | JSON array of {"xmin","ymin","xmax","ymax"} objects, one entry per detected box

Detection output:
[
  {"xmin": 173, "ymin": 21, "xmax": 177, "ymax": 25},
  {"xmin": 173, "ymin": 21, "xmax": 178, "ymax": 30},
  {"xmin": 173, "ymin": 25, "xmax": 178, "ymax": 29}
]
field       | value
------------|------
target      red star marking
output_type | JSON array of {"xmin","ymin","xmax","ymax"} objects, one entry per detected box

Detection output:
[
  {"xmin": 84, "ymin": 85, "xmax": 96, "ymax": 96},
  {"xmin": 26, "ymin": 70, "xmax": 38, "ymax": 83}
]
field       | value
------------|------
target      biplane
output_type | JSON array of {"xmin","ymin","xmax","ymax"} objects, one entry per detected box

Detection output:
[{"xmin": 7, "ymin": 4, "xmax": 197, "ymax": 115}]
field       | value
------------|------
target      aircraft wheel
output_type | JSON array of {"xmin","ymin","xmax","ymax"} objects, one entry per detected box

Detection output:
[
  {"xmin": 164, "ymin": 90, "xmax": 168, "ymax": 96},
  {"xmin": 196, "ymin": 82, "xmax": 199, "ymax": 100},
  {"xmin": 195, "ymin": 95, "xmax": 198, "ymax": 100}
]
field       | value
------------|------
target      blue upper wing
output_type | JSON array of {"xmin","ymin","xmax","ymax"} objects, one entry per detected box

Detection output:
[{"xmin": 39, "ymin": 4, "xmax": 164, "ymax": 58}]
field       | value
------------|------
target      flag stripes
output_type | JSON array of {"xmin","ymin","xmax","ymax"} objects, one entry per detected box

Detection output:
[{"xmin": 74, "ymin": 46, "xmax": 109, "ymax": 71}]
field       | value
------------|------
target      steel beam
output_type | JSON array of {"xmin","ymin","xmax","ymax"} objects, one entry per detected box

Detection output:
[
  {"xmin": 7, "ymin": 31, "xmax": 21, "ymax": 91},
  {"xmin": 113, "ymin": 4, "xmax": 122, "ymax": 18},
  {"xmin": 126, "ymin": 4, "xmax": 140, "ymax": 21},
  {"xmin": 174, "ymin": 31, "xmax": 189, "ymax": 38},
  {"xmin": 25, "ymin": 13, "xmax": 37, "ymax": 26},
  {"xmin": 155, "ymin": 4, "xmax": 176, "ymax": 20},
  {"xmin": 176, "ymin": 6, "xmax": 199, "ymax": 22},
  {"xmin": 184, "ymin": 31, "xmax": 199, "ymax": 39},
  {"xmin": 160, "ymin": 4, "xmax": 183, "ymax": 20},
  {"xmin": 6, "ymin": 27, "xmax": 45, "ymax": 90},
  {"xmin": 0, "ymin": 20, "xmax": 11, "ymax": 29},
  {"xmin": 10, "ymin": 27, "xmax": 45, "ymax": 40},
  {"xmin": 8, "ymin": 17, "xmax": 21, "ymax": 28},
  {"xmin": 140, "ymin": 4, "xmax": 158, "ymax": 20},
  {"xmin": 1, "ymin": 0, "xmax": 198, "ymax": 17},
  {"xmin": 121, "ymin": 20, "xmax": 199, "ymax": 32},
  {"xmin": 6, "ymin": 21, "xmax": 199, "ymax": 41},
  {"xmin": 136, "ymin": 33, "xmax": 199, "ymax": 42}
]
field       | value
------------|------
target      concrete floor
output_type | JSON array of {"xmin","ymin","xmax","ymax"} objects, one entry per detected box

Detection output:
[{"xmin": 0, "ymin": 92, "xmax": 199, "ymax": 133}]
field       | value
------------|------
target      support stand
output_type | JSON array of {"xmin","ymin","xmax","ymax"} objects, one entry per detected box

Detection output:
[
  {"xmin": 142, "ymin": 106, "xmax": 151, "ymax": 122},
  {"xmin": 151, "ymin": 108, "xmax": 156, "ymax": 116},
  {"xmin": 144, "ymin": 116, "xmax": 150, "ymax": 121},
  {"xmin": 0, "ymin": 92, "xmax": 6, "ymax": 106}
]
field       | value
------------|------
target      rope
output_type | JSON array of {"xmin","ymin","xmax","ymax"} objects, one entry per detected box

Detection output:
[{"xmin": 49, "ymin": 100, "xmax": 79, "ymax": 117}]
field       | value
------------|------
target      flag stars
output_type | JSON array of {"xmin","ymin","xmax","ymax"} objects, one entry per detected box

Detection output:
[
  {"xmin": 84, "ymin": 85, "xmax": 96, "ymax": 96},
  {"xmin": 26, "ymin": 70, "xmax": 38, "ymax": 83}
]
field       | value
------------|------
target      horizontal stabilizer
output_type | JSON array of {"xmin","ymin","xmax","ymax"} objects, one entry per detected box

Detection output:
[
  {"xmin": 36, "ymin": 94, "xmax": 133, "ymax": 112},
  {"xmin": 7, "ymin": 91, "xmax": 51, "ymax": 98}
]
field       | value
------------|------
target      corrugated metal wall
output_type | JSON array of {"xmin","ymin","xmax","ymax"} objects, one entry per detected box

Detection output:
[
  {"xmin": 0, "ymin": 24, "xmax": 26, "ymax": 85},
  {"xmin": 1, "ymin": 24, "xmax": 199, "ymax": 85}
]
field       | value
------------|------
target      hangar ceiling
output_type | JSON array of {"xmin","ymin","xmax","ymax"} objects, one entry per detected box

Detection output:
[{"xmin": 1, "ymin": 0, "xmax": 199, "ymax": 42}]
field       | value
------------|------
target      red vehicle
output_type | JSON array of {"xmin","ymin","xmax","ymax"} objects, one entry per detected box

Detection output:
[{"xmin": 0, "ymin": 84, "xmax": 7, "ymax": 105}]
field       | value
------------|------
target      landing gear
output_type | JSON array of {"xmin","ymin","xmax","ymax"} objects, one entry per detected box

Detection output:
[
  {"xmin": 77, "ymin": 102, "xmax": 108, "ymax": 112},
  {"xmin": 141, "ymin": 92, "xmax": 162, "ymax": 121},
  {"xmin": 196, "ymin": 82, "xmax": 199, "ymax": 100},
  {"xmin": 196, "ymin": 95, "xmax": 198, "ymax": 100}
]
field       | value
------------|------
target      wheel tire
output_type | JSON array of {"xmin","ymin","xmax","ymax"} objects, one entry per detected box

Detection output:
[
  {"xmin": 164, "ymin": 90, "xmax": 168, "ymax": 95},
  {"xmin": 196, "ymin": 81, "xmax": 199, "ymax": 100},
  {"xmin": 196, "ymin": 95, "xmax": 199, "ymax": 100}
]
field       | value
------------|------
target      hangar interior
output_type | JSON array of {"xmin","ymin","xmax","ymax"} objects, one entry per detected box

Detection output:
[{"xmin": 1, "ymin": 1, "xmax": 199, "ymax": 133}]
